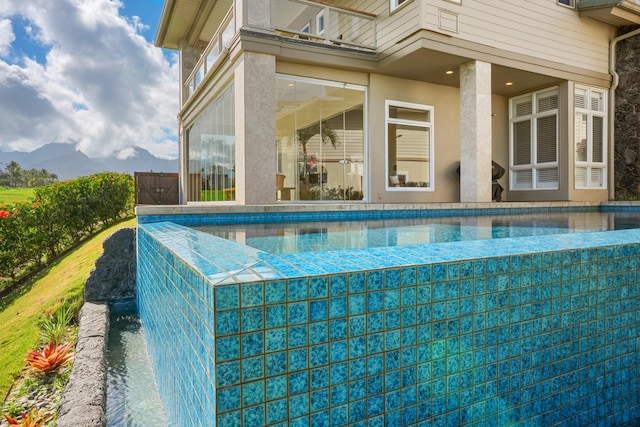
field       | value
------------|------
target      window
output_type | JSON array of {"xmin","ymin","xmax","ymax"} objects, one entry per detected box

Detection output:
[
  {"xmin": 557, "ymin": 0, "xmax": 575, "ymax": 7},
  {"xmin": 385, "ymin": 100, "xmax": 434, "ymax": 191},
  {"xmin": 509, "ymin": 88, "xmax": 559, "ymax": 190},
  {"xmin": 186, "ymin": 85, "xmax": 235, "ymax": 202},
  {"xmin": 390, "ymin": 0, "xmax": 410, "ymax": 12},
  {"xmin": 574, "ymin": 86, "xmax": 607, "ymax": 189},
  {"xmin": 316, "ymin": 10, "xmax": 325, "ymax": 35}
]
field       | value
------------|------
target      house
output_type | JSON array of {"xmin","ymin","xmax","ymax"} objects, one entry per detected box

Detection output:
[{"xmin": 155, "ymin": 0, "xmax": 640, "ymax": 205}]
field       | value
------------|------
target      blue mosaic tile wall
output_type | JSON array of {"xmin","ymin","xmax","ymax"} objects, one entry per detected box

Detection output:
[{"xmin": 137, "ymin": 222, "xmax": 640, "ymax": 427}]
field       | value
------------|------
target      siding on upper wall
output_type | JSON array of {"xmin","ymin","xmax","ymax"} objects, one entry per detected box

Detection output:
[{"xmin": 328, "ymin": 0, "xmax": 615, "ymax": 75}]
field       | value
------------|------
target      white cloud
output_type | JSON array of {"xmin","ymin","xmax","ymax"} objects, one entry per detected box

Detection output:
[
  {"xmin": 0, "ymin": 0, "xmax": 179, "ymax": 158},
  {"xmin": 0, "ymin": 19, "xmax": 15, "ymax": 57}
]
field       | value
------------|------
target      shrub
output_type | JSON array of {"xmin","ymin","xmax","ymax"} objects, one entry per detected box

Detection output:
[
  {"xmin": 25, "ymin": 342, "xmax": 75, "ymax": 373},
  {"xmin": 3, "ymin": 408, "xmax": 51, "ymax": 426},
  {"xmin": 0, "ymin": 172, "xmax": 134, "ymax": 282}
]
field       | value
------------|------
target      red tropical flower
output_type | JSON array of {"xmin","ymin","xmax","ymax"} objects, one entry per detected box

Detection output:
[{"xmin": 0, "ymin": 210, "xmax": 10, "ymax": 218}]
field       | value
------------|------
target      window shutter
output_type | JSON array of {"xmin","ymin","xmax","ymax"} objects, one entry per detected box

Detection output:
[
  {"xmin": 592, "ymin": 116, "xmax": 604, "ymax": 163},
  {"xmin": 575, "ymin": 167, "xmax": 587, "ymax": 188},
  {"xmin": 513, "ymin": 121, "xmax": 531, "ymax": 166},
  {"xmin": 591, "ymin": 168, "xmax": 604, "ymax": 188},
  {"xmin": 537, "ymin": 115, "xmax": 557, "ymax": 164}
]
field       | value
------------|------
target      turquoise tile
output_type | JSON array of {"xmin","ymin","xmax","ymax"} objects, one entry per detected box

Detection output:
[
  {"xmin": 311, "ymin": 367, "xmax": 329, "ymax": 390},
  {"xmin": 331, "ymin": 383, "xmax": 348, "ymax": 406},
  {"xmin": 266, "ymin": 399, "xmax": 287, "ymax": 424},
  {"xmin": 216, "ymin": 336, "xmax": 239, "ymax": 362},
  {"xmin": 289, "ymin": 371, "xmax": 308, "ymax": 395},
  {"xmin": 310, "ymin": 300, "xmax": 327, "ymax": 322},
  {"xmin": 215, "ymin": 285, "xmax": 239, "ymax": 310},
  {"xmin": 265, "ymin": 305, "xmax": 286, "ymax": 328},
  {"xmin": 265, "ymin": 328, "xmax": 286, "ymax": 353},
  {"xmin": 266, "ymin": 375, "xmax": 287, "ymax": 400},
  {"xmin": 243, "ymin": 404, "xmax": 264, "ymax": 427},
  {"xmin": 265, "ymin": 352, "xmax": 286, "ymax": 376},
  {"xmin": 289, "ymin": 395, "xmax": 309, "ymax": 419},
  {"xmin": 241, "ymin": 307, "xmax": 263, "ymax": 332},
  {"xmin": 241, "ymin": 282, "xmax": 263, "ymax": 307},
  {"xmin": 330, "ymin": 275, "xmax": 348, "ymax": 295},
  {"xmin": 242, "ymin": 356, "xmax": 264, "ymax": 382},
  {"xmin": 241, "ymin": 332, "xmax": 263, "ymax": 357},
  {"xmin": 265, "ymin": 280, "xmax": 286, "ymax": 304},
  {"xmin": 218, "ymin": 386, "xmax": 241, "ymax": 412},
  {"xmin": 288, "ymin": 348, "xmax": 308, "ymax": 371}
]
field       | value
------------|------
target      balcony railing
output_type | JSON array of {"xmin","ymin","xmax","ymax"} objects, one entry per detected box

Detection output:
[
  {"xmin": 184, "ymin": 8, "xmax": 235, "ymax": 101},
  {"xmin": 271, "ymin": 0, "xmax": 376, "ymax": 51},
  {"xmin": 183, "ymin": 1, "xmax": 376, "ymax": 103}
]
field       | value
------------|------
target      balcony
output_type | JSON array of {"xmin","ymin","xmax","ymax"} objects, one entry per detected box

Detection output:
[
  {"xmin": 184, "ymin": 7, "xmax": 235, "ymax": 101},
  {"xmin": 270, "ymin": 0, "xmax": 376, "ymax": 51},
  {"xmin": 183, "ymin": 0, "xmax": 376, "ymax": 103}
]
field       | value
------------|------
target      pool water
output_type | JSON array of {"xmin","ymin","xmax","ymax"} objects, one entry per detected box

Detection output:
[
  {"xmin": 106, "ymin": 302, "xmax": 166, "ymax": 427},
  {"xmin": 196, "ymin": 211, "xmax": 640, "ymax": 254}
]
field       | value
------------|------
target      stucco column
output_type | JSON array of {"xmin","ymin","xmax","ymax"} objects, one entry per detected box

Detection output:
[
  {"xmin": 459, "ymin": 60, "xmax": 492, "ymax": 203},
  {"xmin": 235, "ymin": 52, "xmax": 276, "ymax": 205}
]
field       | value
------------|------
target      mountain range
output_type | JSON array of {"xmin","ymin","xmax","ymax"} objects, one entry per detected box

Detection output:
[{"xmin": 1, "ymin": 143, "xmax": 178, "ymax": 181}]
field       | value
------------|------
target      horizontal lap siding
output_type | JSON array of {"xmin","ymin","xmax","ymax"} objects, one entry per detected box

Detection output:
[
  {"xmin": 422, "ymin": 0, "xmax": 613, "ymax": 74},
  {"xmin": 331, "ymin": 0, "xmax": 614, "ymax": 76}
]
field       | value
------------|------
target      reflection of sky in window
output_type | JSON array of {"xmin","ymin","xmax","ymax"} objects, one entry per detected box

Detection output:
[{"xmin": 189, "ymin": 134, "xmax": 235, "ymax": 173}]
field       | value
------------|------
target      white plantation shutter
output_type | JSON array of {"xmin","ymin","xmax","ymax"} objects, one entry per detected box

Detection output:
[
  {"xmin": 536, "ymin": 116, "xmax": 557, "ymax": 164},
  {"xmin": 509, "ymin": 88, "xmax": 559, "ymax": 190},
  {"xmin": 513, "ymin": 121, "xmax": 531, "ymax": 166},
  {"xmin": 574, "ymin": 86, "xmax": 607, "ymax": 189},
  {"xmin": 592, "ymin": 116, "xmax": 604, "ymax": 162}
]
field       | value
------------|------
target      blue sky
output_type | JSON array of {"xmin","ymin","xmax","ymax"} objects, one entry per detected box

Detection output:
[{"xmin": 0, "ymin": 0, "xmax": 179, "ymax": 159}]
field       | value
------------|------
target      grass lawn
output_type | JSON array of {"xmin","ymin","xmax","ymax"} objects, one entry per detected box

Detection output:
[
  {"xmin": 0, "ymin": 217, "xmax": 136, "ymax": 398},
  {"xmin": 0, "ymin": 187, "xmax": 36, "ymax": 208}
]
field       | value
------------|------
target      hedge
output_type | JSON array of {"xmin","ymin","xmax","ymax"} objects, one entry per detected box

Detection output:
[{"xmin": 0, "ymin": 172, "xmax": 134, "ymax": 281}]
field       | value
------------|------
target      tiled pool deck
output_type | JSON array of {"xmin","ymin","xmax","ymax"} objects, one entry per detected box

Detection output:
[{"xmin": 136, "ymin": 202, "xmax": 640, "ymax": 426}]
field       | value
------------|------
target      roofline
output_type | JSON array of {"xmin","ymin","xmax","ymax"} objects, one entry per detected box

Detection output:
[{"xmin": 155, "ymin": 0, "xmax": 177, "ymax": 48}]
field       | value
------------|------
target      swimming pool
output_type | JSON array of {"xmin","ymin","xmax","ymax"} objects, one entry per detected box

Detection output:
[
  {"xmin": 136, "ymin": 203, "xmax": 640, "ymax": 426},
  {"xmin": 195, "ymin": 211, "xmax": 640, "ymax": 254}
]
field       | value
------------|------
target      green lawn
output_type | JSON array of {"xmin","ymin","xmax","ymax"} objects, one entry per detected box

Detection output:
[
  {"xmin": 0, "ymin": 217, "xmax": 136, "ymax": 398},
  {"xmin": 0, "ymin": 187, "xmax": 35, "ymax": 208}
]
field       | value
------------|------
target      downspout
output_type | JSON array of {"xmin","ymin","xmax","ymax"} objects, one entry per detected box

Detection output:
[{"xmin": 608, "ymin": 26, "xmax": 640, "ymax": 200}]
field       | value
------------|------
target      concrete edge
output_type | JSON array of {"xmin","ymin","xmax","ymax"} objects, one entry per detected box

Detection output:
[{"xmin": 56, "ymin": 302, "xmax": 109, "ymax": 427}]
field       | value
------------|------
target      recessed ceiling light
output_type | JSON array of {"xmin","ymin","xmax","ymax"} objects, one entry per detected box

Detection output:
[
  {"xmin": 288, "ymin": 83, "xmax": 294, "ymax": 87},
  {"xmin": 505, "ymin": 82, "xmax": 514, "ymax": 86},
  {"xmin": 445, "ymin": 70, "xmax": 454, "ymax": 75}
]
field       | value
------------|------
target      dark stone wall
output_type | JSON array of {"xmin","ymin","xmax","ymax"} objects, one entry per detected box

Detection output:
[
  {"xmin": 84, "ymin": 227, "xmax": 136, "ymax": 302},
  {"xmin": 614, "ymin": 26, "xmax": 640, "ymax": 199}
]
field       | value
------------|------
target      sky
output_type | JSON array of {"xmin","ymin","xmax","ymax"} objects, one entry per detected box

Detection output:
[{"xmin": 0, "ymin": 0, "xmax": 179, "ymax": 159}]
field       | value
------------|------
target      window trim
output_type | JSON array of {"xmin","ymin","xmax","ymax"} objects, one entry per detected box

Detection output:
[
  {"xmin": 385, "ymin": 100, "xmax": 435, "ymax": 192},
  {"xmin": 557, "ymin": 0, "xmax": 576, "ymax": 8},
  {"xmin": 315, "ymin": 10, "xmax": 325, "ymax": 35},
  {"xmin": 574, "ymin": 85, "xmax": 607, "ymax": 190},
  {"xmin": 390, "ymin": 0, "xmax": 411, "ymax": 13},
  {"xmin": 509, "ymin": 87, "xmax": 560, "ymax": 191}
]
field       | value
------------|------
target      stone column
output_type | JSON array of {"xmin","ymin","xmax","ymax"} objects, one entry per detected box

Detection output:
[
  {"xmin": 179, "ymin": 44, "xmax": 199, "ymax": 106},
  {"xmin": 235, "ymin": 52, "xmax": 276, "ymax": 205},
  {"xmin": 459, "ymin": 60, "xmax": 492, "ymax": 203}
]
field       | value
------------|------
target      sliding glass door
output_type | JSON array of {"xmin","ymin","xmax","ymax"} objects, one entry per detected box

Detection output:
[{"xmin": 276, "ymin": 75, "xmax": 366, "ymax": 201}]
